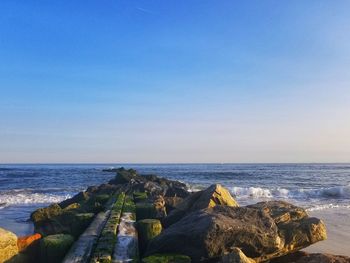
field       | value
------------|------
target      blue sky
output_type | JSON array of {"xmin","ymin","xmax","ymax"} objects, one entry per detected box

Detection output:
[{"xmin": 1, "ymin": 1, "xmax": 350, "ymax": 163}]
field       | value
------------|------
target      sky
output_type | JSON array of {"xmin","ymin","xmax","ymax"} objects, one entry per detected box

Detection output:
[{"xmin": 1, "ymin": 1, "xmax": 350, "ymax": 163}]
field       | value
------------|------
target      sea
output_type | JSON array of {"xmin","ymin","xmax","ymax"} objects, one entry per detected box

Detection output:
[{"xmin": 1, "ymin": 163, "xmax": 350, "ymax": 236}]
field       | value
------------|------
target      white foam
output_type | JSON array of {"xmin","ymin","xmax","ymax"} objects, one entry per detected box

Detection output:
[
  {"xmin": 0, "ymin": 191, "xmax": 71, "ymax": 207},
  {"xmin": 230, "ymin": 186, "xmax": 290, "ymax": 199},
  {"xmin": 306, "ymin": 203, "xmax": 350, "ymax": 211},
  {"xmin": 229, "ymin": 184, "xmax": 350, "ymax": 201}
]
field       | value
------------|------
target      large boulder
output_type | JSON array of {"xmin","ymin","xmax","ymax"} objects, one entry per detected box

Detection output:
[
  {"xmin": 146, "ymin": 201, "xmax": 326, "ymax": 262},
  {"xmin": 30, "ymin": 204, "xmax": 62, "ymax": 223},
  {"xmin": 162, "ymin": 184, "xmax": 238, "ymax": 227},
  {"xmin": 0, "ymin": 228, "xmax": 18, "ymax": 263}
]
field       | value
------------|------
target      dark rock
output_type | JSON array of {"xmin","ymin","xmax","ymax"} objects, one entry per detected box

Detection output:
[
  {"xmin": 31, "ymin": 204, "xmax": 62, "ymax": 223},
  {"xmin": 108, "ymin": 167, "xmax": 143, "ymax": 185},
  {"xmin": 164, "ymin": 197, "xmax": 184, "ymax": 213},
  {"xmin": 33, "ymin": 211, "xmax": 94, "ymax": 238},
  {"xmin": 143, "ymin": 175, "xmax": 190, "ymax": 198},
  {"xmin": 134, "ymin": 192, "xmax": 148, "ymax": 203},
  {"xmin": 146, "ymin": 202, "xmax": 326, "ymax": 262},
  {"xmin": 136, "ymin": 203, "xmax": 159, "ymax": 221},
  {"xmin": 40, "ymin": 234, "xmax": 74, "ymax": 263},
  {"xmin": 59, "ymin": 192, "xmax": 90, "ymax": 209}
]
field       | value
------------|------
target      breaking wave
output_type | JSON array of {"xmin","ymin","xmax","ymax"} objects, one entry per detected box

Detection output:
[
  {"xmin": 0, "ymin": 189, "xmax": 72, "ymax": 208},
  {"xmin": 230, "ymin": 185, "xmax": 350, "ymax": 200}
]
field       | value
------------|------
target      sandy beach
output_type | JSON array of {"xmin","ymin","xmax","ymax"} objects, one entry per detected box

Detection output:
[{"xmin": 304, "ymin": 208, "xmax": 350, "ymax": 256}]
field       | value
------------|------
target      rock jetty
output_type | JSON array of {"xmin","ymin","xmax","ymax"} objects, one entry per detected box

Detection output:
[{"xmin": 0, "ymin": 167, "xmax": 349, "ymax": 263}]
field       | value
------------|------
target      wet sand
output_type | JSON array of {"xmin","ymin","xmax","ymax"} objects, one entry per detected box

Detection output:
[{"xmin": 304, "ymin": 208, "xmax": 350, "ymax": 256}]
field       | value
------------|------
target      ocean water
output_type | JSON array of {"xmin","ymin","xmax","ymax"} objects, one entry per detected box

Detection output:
[{"xmin": 1, "ymin": 163, "xmax": 350, "ymax": 236}]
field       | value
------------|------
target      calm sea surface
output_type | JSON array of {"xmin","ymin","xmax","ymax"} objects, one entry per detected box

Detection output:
[{"xmin": 1, "ymin": 164, "xmax": 350, "ymax": 235}]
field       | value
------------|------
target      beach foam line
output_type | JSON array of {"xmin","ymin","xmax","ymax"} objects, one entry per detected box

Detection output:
[{"xmin": 306, "ymin": 203, "xmax": 350, "ymax": 211}]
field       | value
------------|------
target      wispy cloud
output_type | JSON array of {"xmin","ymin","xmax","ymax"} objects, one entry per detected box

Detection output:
[{"xmin": 136, "ymin": 7, "xmax": 156, "ymax": 15}]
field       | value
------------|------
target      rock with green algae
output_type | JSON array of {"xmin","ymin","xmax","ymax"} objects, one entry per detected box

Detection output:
[
  {"xmin": 137, "ymin": 219, "xmax": 162, "ymax": 255},
  {"xmin": 134, "ymin": 192, "xmax": 148, "ymax": 203},
  {"xmin": 136, "ymin": 202, "xmax": 158, "ymax": 220},
  {"xmin": 142, "ymin": 254, "xmax": 191, "ymax": 263},
  {"xmin": 40, "ymin": 234, "xmax": 74, "ymax": 263},
  {"xmin": 30, "ymin": 203, "xmax": 62, "ymax": 223},
  {"xmin": 0, "ymin": 227, "xmax": 18, "ymax": 263},
  {"xmin": 63, "ymin": 202, "xmax": 81, "ymax": 211},
  {"xmin": 108, "ymin": 167, "xmax": 141, "ymax": 185},
  {"xmin": 123, "ymin": 195, "xmax": 137, "ymax": 215},
  {"xmin": 33, "ymin": 211, "xmax": 94, "ymax": 238},
  {"xmin": 59, "ymin": 191, "xmax": 90, "ymax": 209}
]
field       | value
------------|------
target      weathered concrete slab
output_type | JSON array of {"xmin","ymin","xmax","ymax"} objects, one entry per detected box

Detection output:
[
  {"xmin": 62, "ymin": 211, "xmax": 110, "ymax": 263},
  {"xmin": 112, "ymin": 196, "xmax": 138, "ymax": 263}
]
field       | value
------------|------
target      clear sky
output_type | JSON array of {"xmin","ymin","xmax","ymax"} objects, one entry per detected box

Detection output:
[{"xmin": 1, "ymin": 1, "xmax": 350, "ymax": 163}]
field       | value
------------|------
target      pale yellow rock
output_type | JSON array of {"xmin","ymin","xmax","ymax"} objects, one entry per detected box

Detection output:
[
  {"xmin": 177, "ymin": 184, "xmax": 239, "ymax": 212},
  {"xmin": 0, "ymin": 227, "xmax": 18, "ymax": 263}
]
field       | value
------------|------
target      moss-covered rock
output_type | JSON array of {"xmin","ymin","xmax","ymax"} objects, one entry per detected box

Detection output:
[
  {"xmin": 70, "ymin": 213, "xmax": 95, "ymax": 238},
  {"xmin": 33, "ymin": 210, "xmax": 94, "ymax": 238},
  {"xmin": 81, "ymin": 197, "xmax": 105, "ymax": 214},
  {"xmin": 124, "ymin": 195, "xmax": 136, "ymax": 214},
  {"xmin": 30, "ymin": 204, "xmax": 62, "ymax": 223},
  {"xmin": 40, "ymin": 234, "xmax": 74, "ymax": 263},
  {"xmin": 134, "ymin": 192, "xmax": 148, "ymax": 203},
  {"xmin": 136, "ymin": 203, "xmax": 158, "ymax": 220},
  {"xmin": 142, "ymin": 254, "xmax": 191, "ymax": 263},
  {"xmin": 108, "ymin": 168, "xmax": 141, "ymax": 185},
  {"xmin": 63, "ymin": 202, "xmax": 81, "ymax": 211},
  {"xmin": 94, "ymin": 194, "xmax": 110, "ymax": 204},
  {"xmin": 59, "ymin": 191, "xmax": 90, "ymax": 209},
  {"xmin": 137, "ymin": 219, "xmax": 162, "ymax": 255}
]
